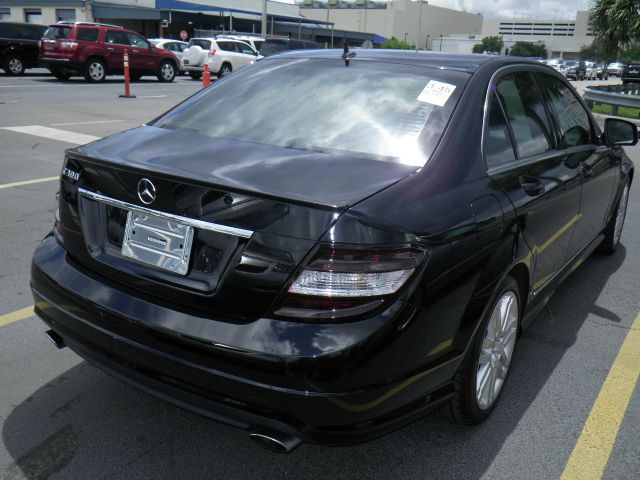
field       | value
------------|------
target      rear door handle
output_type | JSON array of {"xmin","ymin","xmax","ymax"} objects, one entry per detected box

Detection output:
[{"xmin": 519, "ymin": 175, "xmax": 545, "ymax": 196}]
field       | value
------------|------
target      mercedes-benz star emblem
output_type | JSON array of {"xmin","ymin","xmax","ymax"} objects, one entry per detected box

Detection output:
[{"xmin": 137, "ymin": 178, "xmax": 156, "ymax": 205}]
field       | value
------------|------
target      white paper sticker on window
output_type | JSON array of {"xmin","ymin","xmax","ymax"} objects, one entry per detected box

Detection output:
[{"xmin": 417, "ymin": 80, "xmax": 456, "ymax": 107}]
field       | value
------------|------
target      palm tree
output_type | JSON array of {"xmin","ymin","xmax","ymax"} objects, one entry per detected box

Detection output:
[{"xmin": 589, "ymin": 0, "xmax": 640, "ymax": 58}]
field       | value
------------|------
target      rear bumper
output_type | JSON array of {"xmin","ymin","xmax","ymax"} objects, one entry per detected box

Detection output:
[
  {"xmin": 31, "ymin": 235, "xmax": 460, "ymax": 445},
  {"xmin": 39, "ymin": 57, "xmax": 83, "ymax": 72}
]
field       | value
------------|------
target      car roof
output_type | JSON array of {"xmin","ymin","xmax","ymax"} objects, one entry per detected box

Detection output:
[
  {"xmin": 149, "ymin": 38, "xmax": 186, "ymax": 43},
  {"xmin": 266, "ymin": 49, "xmax": 544, "ymax": 73}
]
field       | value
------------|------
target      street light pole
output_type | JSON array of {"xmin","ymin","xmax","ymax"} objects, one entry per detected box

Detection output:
[
  {"xmin": 439, "ymin": 34, "xmax": 443, "ymax": 51},
  {"xmin": 404, "ymin": 32, "xmax": 408, "ymax": 43},
  {"xmin": 416, "ymin": 0, "xmax": 423, "ymax": 52},
  {"xmin": 426, "ymin": 34, "xmax": 430, "ymax": 50},
  {"xmin": 261, "ymin": 0, "xmax": 267, "ymax": 36}
]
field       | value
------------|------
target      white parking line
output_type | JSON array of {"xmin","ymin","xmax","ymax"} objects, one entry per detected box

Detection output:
[
  {"xmin": 137, "ymin": 95, "xmax": 167, "ymax": 98},
  {"xmin": 1, "ymin": 125, "xmax": 100, "ymax": 145},
  {"xmin": 50, "ymin": 120, "xmax": 125, "ymax": 127}
]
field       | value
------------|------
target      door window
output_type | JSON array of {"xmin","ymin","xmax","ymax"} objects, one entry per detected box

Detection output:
[
  {"xmin": 76, "ymin": 28, "xmax": 99, "ymax": 42},
  {"xmin": 485, "ymin": 95, "xmax": 517, "ymax": 168},
  {"xmin": 536, "ymin": 73, "xmax": 594, "ymax": 148},
  {"xmin": 236, "ymin": 42, "xmax": 257, "ymax": 55},
  {"xmin": 105, "ymin": 30, "xmax": 130, "ymax": 46},
  {"xmin": 495, "ymin": 72, "xmax": 554, "ymax": 158},
  {"xmin": 0, "ymin": 8, "xmax": 10, "ymax": 21},
  {"xmin": 127, "ymin": 33, "xmax": 149, "ymax": 49},
  {"xmin": 216, "ymin": 41, "xmax": 236, "ymax": 52}
]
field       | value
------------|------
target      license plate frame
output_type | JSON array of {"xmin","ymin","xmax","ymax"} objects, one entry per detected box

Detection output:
[{"xmin": 122, "ymin": 210, "xmax": 194, "ymax": 276}]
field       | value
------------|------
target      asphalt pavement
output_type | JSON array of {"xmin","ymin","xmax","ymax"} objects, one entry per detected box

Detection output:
[{"xmin": 0, "ymin": 71, "xmax": 638, "ymax": 480}]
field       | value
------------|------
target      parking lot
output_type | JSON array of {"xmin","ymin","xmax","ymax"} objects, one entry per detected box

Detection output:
[{"xmin": 1, "ymin": 70, "xmax": 639, "ymax": 479}]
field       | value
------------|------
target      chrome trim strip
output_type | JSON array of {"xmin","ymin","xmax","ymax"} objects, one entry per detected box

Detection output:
[{"xmin": 78, "ymin": 188, "xmax": 254, "ymax": 239}]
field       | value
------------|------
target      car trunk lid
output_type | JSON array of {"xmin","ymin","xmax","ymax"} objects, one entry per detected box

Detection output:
[{"xmin": 58, "ymin": 126, "xmax": 416, "ymax": 321}]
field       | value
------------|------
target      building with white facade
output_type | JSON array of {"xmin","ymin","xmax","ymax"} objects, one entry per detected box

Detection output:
[{"xmin": 299, "ymin": 0, "xmax": 483, "ymax": 50}]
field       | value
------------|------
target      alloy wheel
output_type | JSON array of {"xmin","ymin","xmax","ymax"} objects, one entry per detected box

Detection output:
[
  {"xmin": 89, "ymin": 62, "xmax": 104, "ymax": 81},
  {"xmin": 476, "ymin": 290, "xmax": 519, "ymax": 410},
  {"xmin": 161, "ymin": 63, "xmax": 174, "ymax": 80}
]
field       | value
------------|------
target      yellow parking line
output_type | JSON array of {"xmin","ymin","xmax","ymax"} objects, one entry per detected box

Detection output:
[
  {"xmin": 0, "ymin": 306, "xmax": 35, "ymax": 327},
  {"xmin": 561, "ymin": 312, "xmax": 640, "ymax": 480},
  {"xmin": 0, "ymin": 176, "xmax": 58, "ymax": 190}
]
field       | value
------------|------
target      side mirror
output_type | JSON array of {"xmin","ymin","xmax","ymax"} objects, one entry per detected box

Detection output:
[{"xmin": 604, "ymin": 118, "xmax": 638, "ymax": 146}]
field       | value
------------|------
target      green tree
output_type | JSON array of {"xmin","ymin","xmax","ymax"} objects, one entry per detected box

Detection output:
[
  {"xmin": 381, "ymin": 37, "xmax": 413, "ymax": 50},
  {"xmin": 579, "ymin": 42, "xmax": 606, "ymax": 61},
  {"xmin": 472, "ymin": 36, "xmax": 504, "ymax": 54},
  {"xmin": 589, "ymin": 0, "xmax": 640, "ymax": 58},
  {"xmin": 509, "ymin": 41, "xmax": 548, "ymax": 58},
  {"xmin": 472, "ymin": 43, "xmax": 484, "ymax": 53}
]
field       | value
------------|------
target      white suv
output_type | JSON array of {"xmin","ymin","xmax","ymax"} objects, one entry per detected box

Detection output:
[{"xmin": 181, "ymin": 38, "xmax": 260, "ymax": 79}]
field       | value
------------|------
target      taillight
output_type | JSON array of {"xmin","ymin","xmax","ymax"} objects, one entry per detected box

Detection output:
[
  {"xmin": 208, "ymin": 48, "xmax": 217, "ymax": 56},
  {"xmin": 39, "ymin": 40, "xmax": 43, "ymax": 50},
  {"xmin": 60, "ymin": 41, "xmax": 78, "ymax": 51},
  {"xmin": 273, "ymin": 244, "xmax": 425, "ymax": 321}
]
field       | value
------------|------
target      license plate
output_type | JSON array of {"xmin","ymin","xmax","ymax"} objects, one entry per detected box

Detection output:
[{"xmin": 122, "ymin": 210, "xmax": 194, "ymax": 275}]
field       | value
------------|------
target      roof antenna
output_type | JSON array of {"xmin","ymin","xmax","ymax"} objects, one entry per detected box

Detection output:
[{"xmin": 342, "ymin": 37, "xmax": 356, "ymax": 67}]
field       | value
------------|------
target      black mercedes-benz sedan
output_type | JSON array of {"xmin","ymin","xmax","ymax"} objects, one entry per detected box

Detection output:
[{"xmin": 31, "ymin": 50, "xmax": 636, "ymax": 452}]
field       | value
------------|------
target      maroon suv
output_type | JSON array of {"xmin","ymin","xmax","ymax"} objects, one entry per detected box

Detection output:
[{"xmin": 39, "ymin": 22, "xmax": 178, "ymax": 82}]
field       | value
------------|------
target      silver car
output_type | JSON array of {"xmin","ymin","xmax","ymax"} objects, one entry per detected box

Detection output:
[
  {"xmin": 149, "ymin": 39, "xmax": 188, "ymax": 73},
  {"xmin": 607, "ymin": 62, "xmax": 625, "ymax": 77}
]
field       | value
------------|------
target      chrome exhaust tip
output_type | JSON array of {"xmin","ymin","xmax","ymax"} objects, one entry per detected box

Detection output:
[
  {"xmin": 249, "ymin": 429, "xmax": 301, "ymax": 453},
  {"xmin": 45, "ymin": 329, "xmax": 66, "ymax": 349}
]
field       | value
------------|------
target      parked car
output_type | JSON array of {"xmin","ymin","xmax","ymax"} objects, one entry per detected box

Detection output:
[
  {"xmin": 31, "ymin": 51, "xmax": 636, "ymax": 452},
  {"xmin": 607, "ymin": 61, "xmax": 625, "ymax": 76},
  {"xmin": 148, "ymin": 38, "xmax": 187, "ymax": 72},
  {"xmin": 564, "ymin": 60, "xmax": 587, "ymax": 80},
  {"xmin": 621, "ymin": 62, "xmax": 640, "ymax": 84},
  {"xmin": 39, "ymin": 21, "xmax": 179, "ymax": 82},
  {"xmin": 584, "ymin": 61, "xmax": 598, "ymax": 80},
  {"xmin": 181, "ymin": 37, "xmax": 259, "ymax": 79},
  {"xmin": 258, "ymin": 38, "xmax": 321, "ymax": 56},
  {"xmin": 0, "ymin": 21, "xmax": 47, "ymax": 75},
  {"xmin": 595, "ymin": 63, "xmax": 609, "ymax": 80},
  {"xmin": 214, "ymin": 34, "xmax": 265, "ymax": 53},
  {"xmin": 545, "ymin": 58, "xmax": 566, "ymax": 77}
]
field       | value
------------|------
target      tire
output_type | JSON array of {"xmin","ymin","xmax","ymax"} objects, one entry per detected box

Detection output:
[
  {"xmin": 3, "ymin": 54, "xmax": 25, "ymax": 75},
  {"xmin": 442, "ymin": 276, "xmax": 521, "ymax": 425},
  {"xmin": 218, "ymin": 63, "xmax": 232, "ymax": 77},
  {"xmin": 598, "ymin": 179, "xmax": 630, "ymax": 254},
  {"xmin": 84, "ymin": 58, "xmax": 106, "ymax": 82},
  {"xmin": 50, "ymin": 68, "xmax": 72, "ymax": 80},
  {"xmin": 189, "ymin": 71, "xmax": 202, "ymax": 80},
  {"xmin": 157, "ymin": 61, "xmax": 176, "ymax": 82}
]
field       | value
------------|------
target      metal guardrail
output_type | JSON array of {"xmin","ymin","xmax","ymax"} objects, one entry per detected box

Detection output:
[{"xmin": 583, "ymin": 84, "xmax": 640, "ymax": 115}]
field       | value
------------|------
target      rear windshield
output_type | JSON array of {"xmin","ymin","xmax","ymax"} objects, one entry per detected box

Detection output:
[
  {"xmin": 188, "ymin": 39, "xmax": 211, "ymax": 50},
  {"xmin": 154, "ymin": 58, "xmax": 468, "ymax": 167},
  {"xmin": 44, "ymin": 26, "xmax": 71, "ymax": 40}
]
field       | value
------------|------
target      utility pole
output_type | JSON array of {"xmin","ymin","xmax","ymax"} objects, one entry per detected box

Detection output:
[
  {"xmin": 261, "ymin": 0, "xmax": 267, "ymax": 36},
  {"xmin": 416, "ymin": 0, "xmax": 423, "ymax": 52}
]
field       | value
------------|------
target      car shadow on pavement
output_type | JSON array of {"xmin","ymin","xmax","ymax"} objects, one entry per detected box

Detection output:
[{"xmin": 1, "ymin": 246, "xmax": 631, "ymax": 480}]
